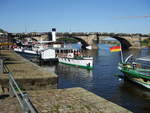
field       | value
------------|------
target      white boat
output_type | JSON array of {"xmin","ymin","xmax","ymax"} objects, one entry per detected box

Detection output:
[
  {"xmin": 14, "ymin": 47, "xmax": 38, "ymax": 55},
  {"xmin": 56, "ymin": 48, "xmax": 94, "ymax": 69},
  {"xmin": 13, "ymin": 28, "xmax": 58, "ymax": 56},
  {"xmin": 14, "ymin": 43, "xmax": 62, "ymax": 61}
]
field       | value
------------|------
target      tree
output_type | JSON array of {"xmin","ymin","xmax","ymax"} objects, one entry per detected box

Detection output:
[{"xmin": 0, "ymin": 28, "xmax": 7, "ymax": 33}]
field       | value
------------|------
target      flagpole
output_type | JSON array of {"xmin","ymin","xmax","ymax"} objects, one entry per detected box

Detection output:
[{"xmin": 120, "ymin": 43, "xmax": 124, "ymax": 63}]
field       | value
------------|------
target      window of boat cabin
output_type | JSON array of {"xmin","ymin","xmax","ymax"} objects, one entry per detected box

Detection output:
[{"xmin": 56, "ymin": 50, "xmax": 59, "ymax": 53}]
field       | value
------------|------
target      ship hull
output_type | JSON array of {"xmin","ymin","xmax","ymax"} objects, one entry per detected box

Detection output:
[{"xmin": 58, "ymin": 57, "xmax": 93, "ymax": 69}]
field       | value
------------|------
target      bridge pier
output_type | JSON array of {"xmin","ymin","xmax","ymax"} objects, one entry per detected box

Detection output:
[
  {"xmin": 128, "ymin": 35, "xmax": 142, "ymax": 49},
  {"xmin": 85, "ymin": 43, "xmax": 98, "ymax": 50},
  {"xmin": 84, "ymin": 33, "xmax": 99, "ymax": 50}
]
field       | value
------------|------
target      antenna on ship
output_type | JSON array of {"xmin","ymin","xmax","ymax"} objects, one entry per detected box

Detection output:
[
  {"xmin": 69, "ymin": 25, "xmax": 72, "ymax": 34},
  {"xmin": 25, "ymin": 25, "xmax": 27, "ymax": 34}
]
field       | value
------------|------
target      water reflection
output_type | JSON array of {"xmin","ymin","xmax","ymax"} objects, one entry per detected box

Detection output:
[
  {"xmin": 119, "ymin": 80, "xmax": 150, "ymax": 100},
  {"xmin": 118, "ymin": 80, "xmax": 150, "ymax": 113},
  {"xmin": 56, "ymin": 63, "xmax": 93, "ymax": 89}
]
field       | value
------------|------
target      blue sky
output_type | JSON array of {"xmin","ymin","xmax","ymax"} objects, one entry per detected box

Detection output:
[{"xmin": 0, "ymin": 0, "xmax": 150, "ymax": 33}]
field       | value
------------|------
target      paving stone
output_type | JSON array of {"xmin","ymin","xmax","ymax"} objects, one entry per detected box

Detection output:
[
  {"xmin": 28, "ymin": 88, "xmax": 132, "ymax": 113},
  {"xmin": 0, "ymin": 95, "xmax": 21, "ymax": 113}
]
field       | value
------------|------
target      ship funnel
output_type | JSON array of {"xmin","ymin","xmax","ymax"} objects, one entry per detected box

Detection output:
[{"xmin": 52, "ymin": 28, "xmax": 56, "ymax": 42}]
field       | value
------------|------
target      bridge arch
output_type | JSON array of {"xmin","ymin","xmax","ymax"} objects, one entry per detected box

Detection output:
[
  {"xmin": 100, "ymin": 36, "xmax": 132, "ymax": 50},
  {"xmin": 57, "ymin": 36, "xmax": 89, "ymax": 49},
  {"xmin": 58, "ymin": 35, "xmax": 132, "ymax": 50},
  {"xmin": 112, "ymin": 36, "xmax": 132, "ymax": 49},
  {"xmin": 71, "ymin": 36, "xmax": 89, "ymax": 49}
]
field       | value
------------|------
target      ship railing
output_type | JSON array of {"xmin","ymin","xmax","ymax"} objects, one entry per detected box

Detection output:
[{"xmin": 8, "ymin": 72, "xmax": 37, "ymax": 113}]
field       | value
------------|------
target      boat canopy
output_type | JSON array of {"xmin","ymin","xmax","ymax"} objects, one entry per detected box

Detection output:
[{"xmin": 57, "ymin": 47, "xmax": 78, "ymax": 50}]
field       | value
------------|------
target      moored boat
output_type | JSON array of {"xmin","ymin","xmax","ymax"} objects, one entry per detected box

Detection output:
[
  {"xmin": 13, "ymin": 46, "xmax": 39, "ymax": 56},
  {"xmin": 56, "ymin": 48, "xmax": 94, "ymax": 69},
  {"xmin": 13, "ymin": 28, "xmax": 64, "ymax": 61},
  {"xmin": 118, "ymin": 55, "xmax": 150, "ymax": 89}
]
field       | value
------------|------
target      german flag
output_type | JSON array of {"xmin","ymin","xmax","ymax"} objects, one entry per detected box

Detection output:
[{"xmin": 110, "ymin": 46, "xmax": 121, "ymax": 52}]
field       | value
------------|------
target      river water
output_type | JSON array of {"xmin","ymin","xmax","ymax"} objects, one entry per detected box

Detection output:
[{"xmin": 20, "ymin": 44, "xmax": 150, "ymax": 113}]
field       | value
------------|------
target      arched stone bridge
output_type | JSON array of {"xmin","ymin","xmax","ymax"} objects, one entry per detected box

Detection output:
[
  {"xmin": 56, "ymin": 32, "xmax": 150, "ymax": 49},
  {"xmin": 11, "ymin": 32, "xmax": 150, "ymax": 50}
]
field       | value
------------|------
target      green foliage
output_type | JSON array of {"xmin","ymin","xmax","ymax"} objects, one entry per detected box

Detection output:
[
  {"xmin": 57, "ymin": 38, "xmax": 79, "ymax": 43},
  {"xmin": 141, "ymin": 38, "xmax": 150, "ymax": 46},
  {"xmin": 0, "ymin": 28, "xmax": 7, "ymax": 33}
]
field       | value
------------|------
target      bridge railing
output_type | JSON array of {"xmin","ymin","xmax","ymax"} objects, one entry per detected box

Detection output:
[{"xmin": 8, "ymin": 72, "xmax": 37, "ymax": 113}]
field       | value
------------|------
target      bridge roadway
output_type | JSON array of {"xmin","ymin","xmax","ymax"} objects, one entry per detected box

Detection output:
[{"xmin": 0, "ymin": 50, "xmax": 132, "ymax": 113}]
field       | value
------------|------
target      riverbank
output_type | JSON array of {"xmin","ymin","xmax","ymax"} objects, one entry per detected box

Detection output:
[
  {"xmin": 0, "ymin": 50, "xmax": 57, "ymax": 91},
  {"xmin": 28, "ymin": 88, "xmax": 132, "ymax": 113},
  {"xmin": 0, "ymin": 50, "xmax": 132, "ymax": 113}
]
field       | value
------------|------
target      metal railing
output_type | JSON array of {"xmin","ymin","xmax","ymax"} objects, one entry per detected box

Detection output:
[
  {"xmin": 0, "ymin": 59, "xmax": 3, "ymax": 75},
  {"xmin": 8, "ymin": 72, "xmax": 37, "ymax": 113}
]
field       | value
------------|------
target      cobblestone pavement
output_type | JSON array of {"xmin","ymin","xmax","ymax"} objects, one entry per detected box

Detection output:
[
  {"xmin": 28, "ymin": 88, "xmax": 132, "ymax": 113},
  {"xmin": 0, "ymin": 88, "xmax": 132, "ymax": 113},
  {"xmin": 0, "ymin": 94, "xmax": 21, "ymax": 113}
]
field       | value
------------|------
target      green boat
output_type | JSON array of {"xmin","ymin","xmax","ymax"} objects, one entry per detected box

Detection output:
[{"xmin": 118, "ymin": 55, "xmax": 150, "ymax": 89}]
